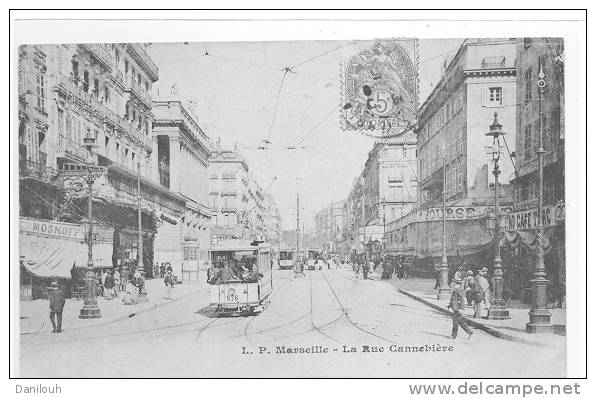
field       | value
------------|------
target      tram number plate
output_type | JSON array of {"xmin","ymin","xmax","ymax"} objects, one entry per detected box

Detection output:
[{"xmin": 227, "ymin": 295, "xmax": 239, "ymax": 302}]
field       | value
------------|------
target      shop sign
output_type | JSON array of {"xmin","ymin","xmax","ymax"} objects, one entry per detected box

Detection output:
[
  {"xmin": 20, "ymin": 217, "xmax": 83, "ymax": 240},
  {"xmin": 506, "ymin": 202, "xmax": 565, "ymax": 231},
  {"xmin": 418, "ymin": 206, "xmax": 513, "ymax": 222}
]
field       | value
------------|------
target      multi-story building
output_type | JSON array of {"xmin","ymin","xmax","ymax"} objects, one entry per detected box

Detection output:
[
  {"xmin": 209, "ymin": 147, "xmax": 249, "ymax": 240},
  {"xmin": 385, "ymin": 38, "xmax": 519, "ymax": 268},
  {"xmin": 18, "ymin": 43, "xmax": 185, "ymax": 298},
  {"xmin": 340, "ymin": 137, "xmax": 418, "ymax": 260},
  {"xmin": 152, "ymin": 95, "xmax": 212, "ymax": 280},
  {"xmin": 512, "ymin": 38, "xmax": 564, "ymax": 208},
  {"xmin": 263, "ymin": 194, "xmax": 282, "ymax": 247},
  {"xmin": 417, "ymin": 38, "xmax": 517, "ymax": 206},
  {"xmin": 313, "ymin": 201, "xmax": 345, "ymax": 254},
  {"xmin": 508, "ymin": 37, "xmax": 565, "ymax": 304},
  {"xmin": 209, "ymin": 146, "xmax": 277, "ymax": 242}
]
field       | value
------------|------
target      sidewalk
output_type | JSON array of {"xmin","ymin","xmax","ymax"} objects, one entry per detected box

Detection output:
[
  {"xmin": 383, "ymin": 277, "xmax": 566, "ymax": 348},
  {"xmin": 19, "ymin": 278, "xmax": 208, "ymax": 335}
]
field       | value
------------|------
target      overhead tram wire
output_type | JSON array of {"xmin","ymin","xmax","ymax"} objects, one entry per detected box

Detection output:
[
  {"xmin": 289, "ymin": 40, "xmax": 357, "ymax": 70},
  {"xmin": 264, "ymin": 68, "xmax": 291, "ymax": 144},
  {"xmin": 293, "ymin": 103, "xmax": 341, "ymax": 147}
]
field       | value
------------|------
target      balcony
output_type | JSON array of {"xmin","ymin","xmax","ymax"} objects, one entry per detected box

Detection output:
[
  {"xmin": 55, "ymin": 74, "xmax": 148, "ymax": 148},
  {"xmin": 124, "ymin": 75, "xmax": 152, "ymax": 108},
  {"xmin": 58, "ymin": 134, "xmax": 88, "ymax": 161},
  {"xmin": 80, "ymin": 43, "xmax": 115, "ymax": 72},
  {"xmin": 55, "ymin": 74, "xmax": 118, "ymax": 125},
  {"xmin": 20, "ymin": 159, "xmax": 62, "ymax": 185}
]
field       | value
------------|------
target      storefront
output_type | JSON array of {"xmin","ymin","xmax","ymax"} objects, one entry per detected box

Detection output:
[
  {"xmin": 19, "ymin": 217, "xmax": 113, "ymax": 300},
  {"xmin": 500, "ymin": 201, "xmax": 566, "ymax": 306}
]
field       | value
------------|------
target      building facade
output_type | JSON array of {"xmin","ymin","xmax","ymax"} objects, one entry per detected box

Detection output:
[
  {"xmin": 263, "ymin": 194, "xmax": 282, "ymax": 247},
  {"xmin": 417, "ymin": 38, "xmax": 518, "ymax": 207},
  {"xmin": 209, "ymin": 147, "xmax": 278, "ymax": 243},
  {"xmin": 313, "ymin": 201, "xmax": 345, "ymax": 254},
  {"xmin": 152, "ymin": 97, "xmax": 212, "ymax": 280},
  {"xmin": 18, "ymin": 43, "xmax": 185, "ymax": 297},
  {"xmin": 384, "ymin": 38, "xmax": 519, "ymax": 274},
  {"xmin": 338, "ymin": 137, "xmax": 418, "ymax": 260},
  {"xmin": 507, "ymin": 37, "xmax": 565, "ymax": 305}
]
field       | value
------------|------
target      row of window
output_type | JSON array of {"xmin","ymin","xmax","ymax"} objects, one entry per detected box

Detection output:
[
  {"xmin": 71, "ymin": 60, "xmax": 150, "ymax": 135},
  {"xmin": 419, "ymin": 87, "xmax": 465, "ymax": 144},
  {"xmin": 209, "ymin": 194, "xmax": 238, "ymax": 210},
  {"xmin": 58, "ymin": 106, "xmax": 149, "ymax": 172},
  {"xmin": 445, "ymin": 157, "xmax": 466, "ymax": 199},
  {"xmin": 210, "ymin": 212, "xmax": 239, "ymax": 227},
  {"xmin": 419, "ymin": 123, "xmax": 466, "ymax": 181}
]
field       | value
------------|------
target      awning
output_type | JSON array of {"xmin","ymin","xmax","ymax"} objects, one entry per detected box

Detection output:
[{"xmin": 20, "ymin": 232, "xmax": 113, "ymax": 279}]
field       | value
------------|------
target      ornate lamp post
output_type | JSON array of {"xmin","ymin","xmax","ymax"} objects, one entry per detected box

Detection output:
[
  {"xmin": 526, "ymin": 62, "xmax": 553, "ymax": 333},
  {"xmin": 485, "ymin": 112, "xmax": 510, "ymax": 320},
  {"xmin": 79, "ymin": 131, "xmax": 102, "ymax": 319},
  {"xmin": 437, "ymin": 145, "xmax": 450, "ymax": 300}
]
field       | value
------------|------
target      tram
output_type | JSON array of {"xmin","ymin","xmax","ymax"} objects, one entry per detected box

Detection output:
[
  {"xmin": 306, "ymin": 248, "xmax": 323, "ymax": 270},
  {"xmin": 208, "ymin": 239, "xmax": 273, "ymax": 316},
  {"xmin": 278, "ymin": 248, "xmax": 295, "ymax": 270}
]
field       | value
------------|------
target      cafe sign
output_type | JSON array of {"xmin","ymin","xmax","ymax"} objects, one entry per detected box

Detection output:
[{"xmin": 506, "ymin": 202, "xmax": 565, "ymax": 231}]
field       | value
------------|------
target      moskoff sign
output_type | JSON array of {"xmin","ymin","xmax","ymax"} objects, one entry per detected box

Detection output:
[
  {"xmin": 506, "ymin": 202, "xmax": 565, "ymax": 231},
  {"xmin": 20, "ymin": 217, "xmax": 84, "ymax": 240}
]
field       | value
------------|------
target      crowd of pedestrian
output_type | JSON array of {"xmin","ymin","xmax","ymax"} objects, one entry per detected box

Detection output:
[{"xmin": 436, "ymin": 263, "xmax": 492, "ymax": 319}]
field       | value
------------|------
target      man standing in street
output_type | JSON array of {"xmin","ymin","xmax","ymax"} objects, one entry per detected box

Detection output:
[
  {"xmin": 48, "ymin": 281, "xmax": 65, "ymax": 333},
  {"xmin": 104, "ymin": 270, "xmax": 115, "ymax": 300},
  {"xmin": 473, "ymin": 267, "xmax": 491, "ymax": 318},
  {"xmin": 113, "ymin": 268, "xmax": 121, "ymax": 298},
  {"xmin": 448, "ymin": 276, "xmax": 473, "ymax": 339}
]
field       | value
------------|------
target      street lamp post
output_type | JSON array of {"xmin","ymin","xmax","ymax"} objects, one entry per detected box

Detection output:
[
  {"xmin": 526, "ymin": 62, "xmax": 553, "ymax": 333},
  {"xmin": 79, "ymin": 132, "xmax": 101, "ymax": 319},
  {"xmin": 437, "ymin": 146, "xmax": 450, "ymax": 300},
  {"xmin": 382, "ymin": 201, "xmax": 386, "ymax": 258},
  {"xmin": 136, "ymin": 162, "xmax": 148, "ymax": 303},
  {"xmin": 486, "ymin": 112, "xmax": 510, "ymax": 320}
]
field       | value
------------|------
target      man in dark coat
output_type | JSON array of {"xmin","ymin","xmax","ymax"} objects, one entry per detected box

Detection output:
[
  {"xmin": 448, "ymin": 276, "xmax": 473, "ymax": 339},
  {"xmin": 48, "ymin": 281, "xmax": 66, "ymax": 333}
]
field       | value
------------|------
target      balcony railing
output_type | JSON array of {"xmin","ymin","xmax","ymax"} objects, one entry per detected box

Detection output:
[
  {"xmin": 115, "ymin": 70, "xmax": 124, "ymax": 85},
  {"xmin": 58, "ymin": 134, "xmax": 88, "ymax": 160},
  {"xmin": 124, "ymin": 75, "xmax": 152, "ymax": 107},
  {"xmin": 55, "ymin": 74, "xmax": 148, "ymax": 147},
  {"xmin": 20, "ymin": 159, "xmax": 62, "ymax": 185},
  {"xmin": 80, "ymin": 43, "xmax": 116, "ymax": 72}
]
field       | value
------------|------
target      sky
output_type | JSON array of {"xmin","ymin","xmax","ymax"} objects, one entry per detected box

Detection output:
[{"xmin": 148, "ymin": 38, "xmax": 465, "ymax": 230}]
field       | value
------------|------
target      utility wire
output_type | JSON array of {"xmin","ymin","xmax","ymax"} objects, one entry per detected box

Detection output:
[
  {"xmin": 293, "ymin": 104, "xmax": 340, "ymax": 146},
  {"xmin": 501, "ymin": 134, "xmax": 519, "ymax": 179},
  {"xmin": 289, "ymin": 40, "xmax": 356, "ymax": 70},
  {"xmin": 265, "ymin": 69, "xmax": 289, "ymax": 143}
]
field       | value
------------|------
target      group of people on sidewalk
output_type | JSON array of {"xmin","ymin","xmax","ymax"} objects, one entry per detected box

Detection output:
[
  {"xmin": 43, "ymin": 263, "xmax": 179, "ymax": 333},
  {"xmin": 446, "ymin": 263, "xmax": 493, "ymax": 339},
  {"xmin": 350, "ymin": 259, "xmax": 373, "ymax": 279}
]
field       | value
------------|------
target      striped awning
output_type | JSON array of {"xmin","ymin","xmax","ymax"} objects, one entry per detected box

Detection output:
[{"xmin": 20, "ymin": 232, "xmax": 113, "ymax": 279}]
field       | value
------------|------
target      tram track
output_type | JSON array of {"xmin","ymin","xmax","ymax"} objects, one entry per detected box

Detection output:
[
  {"xmin": 320, "ymin": 270, "xmax": 400, "ymax": 345},
  {"xmin": 307, "ymin": 270, "xmax": 346, "ymax": 344}
]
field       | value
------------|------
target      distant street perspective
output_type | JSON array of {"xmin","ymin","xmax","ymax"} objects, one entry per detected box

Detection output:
[{"xmin": 20, "ymin": 268, "xmax": 565, "ymax": 378}]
